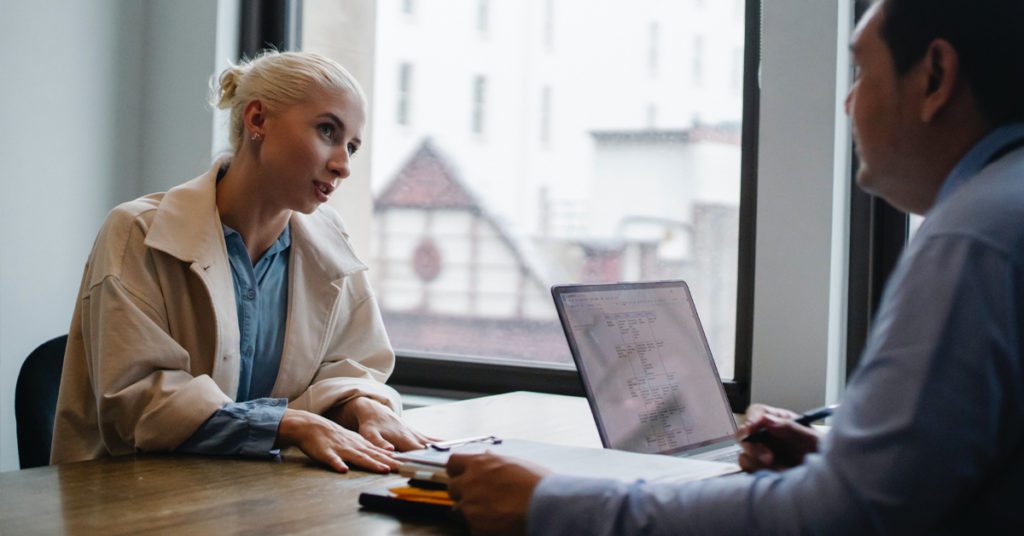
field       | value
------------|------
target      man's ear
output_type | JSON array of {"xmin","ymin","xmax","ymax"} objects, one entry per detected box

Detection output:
[{"xmin": 920, "ymin": 39, "xmax": 959, "ymax": 123}]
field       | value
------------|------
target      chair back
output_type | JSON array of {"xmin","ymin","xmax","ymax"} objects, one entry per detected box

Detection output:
[{"xmin": 15, "ymin": 335, "xmax": 68, "ymax": 469}]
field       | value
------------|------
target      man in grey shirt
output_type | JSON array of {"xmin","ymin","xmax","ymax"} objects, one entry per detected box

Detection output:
[{"xmin": 447, "ymin": 0, "xmax": 1024, "ymax": 533}]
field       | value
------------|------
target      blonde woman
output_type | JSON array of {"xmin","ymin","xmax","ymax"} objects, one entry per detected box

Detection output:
[{"xmin": 52, "ymin": 51, "xmax": 430, "ymax": 473}]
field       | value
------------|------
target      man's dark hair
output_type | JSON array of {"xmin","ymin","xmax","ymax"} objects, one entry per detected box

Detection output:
[{"xmin": 879, "ymin": 0, "xmax": 1024, "ymax": 124}]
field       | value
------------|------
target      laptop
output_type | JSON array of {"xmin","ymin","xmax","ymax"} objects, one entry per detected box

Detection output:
[{"xmin": 551, "ymin": 280, "xmax": 742, "ymax": 465}]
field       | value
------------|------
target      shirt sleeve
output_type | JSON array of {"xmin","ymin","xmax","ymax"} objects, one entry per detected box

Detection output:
[
  {"xmin": 529, "ymin": 233, "xmax": 1024, "ymax": 534},
  {"xmin": 176, "ymin": 398, "xmax": 288, "ymax": 458}
]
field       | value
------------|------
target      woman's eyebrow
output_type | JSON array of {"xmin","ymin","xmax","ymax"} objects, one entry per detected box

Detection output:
[{"xmin": 318, "ymin": 112, "xmax": 344, "ymax": 129}]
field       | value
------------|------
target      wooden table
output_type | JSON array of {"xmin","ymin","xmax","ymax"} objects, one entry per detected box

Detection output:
[{"xmin": 0, "ymin": 392, "xmax": 600, "ymax": 535}]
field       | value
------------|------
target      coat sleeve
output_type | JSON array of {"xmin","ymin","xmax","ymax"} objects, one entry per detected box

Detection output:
[
  {"xmin": 82, "ymin": 275, "xmax": 233, "ymax": 454},
  {"xmin": 52, "ymin": 207, "xmax": 233, "ymax": 464},
  {"xmin": 287, "ymin": 269, "xmax": 402, "ymax": 416}
]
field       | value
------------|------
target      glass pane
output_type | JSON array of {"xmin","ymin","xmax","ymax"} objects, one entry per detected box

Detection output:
[{"xmin": 303, "ymin": 0, "xmax": 746, "ymax": 379}]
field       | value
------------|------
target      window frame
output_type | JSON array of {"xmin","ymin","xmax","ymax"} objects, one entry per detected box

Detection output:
[
  {"xmin": 388, "ymin": 0, "xmax": 762, "ymax": 414},
  {"xmin": 239, "ymin": 0, "xmax": 301, "ymax": 58},
  {"xmin": 255, "ymin": 0, "xmax": 761, "ymax": 413}
]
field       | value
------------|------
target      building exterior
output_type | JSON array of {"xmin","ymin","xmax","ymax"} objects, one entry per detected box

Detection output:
[{"xmin": 307, "ymin": 0, "xmax": 745, "ymax": 373}]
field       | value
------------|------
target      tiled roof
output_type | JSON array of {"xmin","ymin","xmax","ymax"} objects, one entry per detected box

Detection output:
[{"xmin": 375, "ymin": 138, "xmax": 480, "ymax": 210}]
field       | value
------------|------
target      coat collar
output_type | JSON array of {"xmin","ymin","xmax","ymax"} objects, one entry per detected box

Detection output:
[{"xmin": 144, "ymin": 165, "xmax": 224, "ymax": 267}]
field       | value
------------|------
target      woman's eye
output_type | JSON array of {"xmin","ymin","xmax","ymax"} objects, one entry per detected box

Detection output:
[
  {"xmin": 347, "ymin": 143, "xmax": 359, "ymax": 157},
  {"xmin": 318, "ymin": 123, "xmax": 336, "ymax": 139}
]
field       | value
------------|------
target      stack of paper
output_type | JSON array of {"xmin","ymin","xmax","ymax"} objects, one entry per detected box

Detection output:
[{"xmin": 395, "ymin": 438, "xmax": 739, "ymax": 484}]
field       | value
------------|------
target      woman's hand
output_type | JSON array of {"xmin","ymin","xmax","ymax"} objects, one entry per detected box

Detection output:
[
  {"xmin": 274, "ymin": 408, "xmax": 400, "ymax": 473},
  {"xmin": 736, "ymin": 404, "xmax": 824, "ymax": 472},
  {"xmin": 328, "ymin": 397, "xmax": 436, "ymax": 452}
]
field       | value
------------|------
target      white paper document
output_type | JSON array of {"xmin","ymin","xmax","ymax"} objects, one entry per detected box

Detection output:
[{"xmin": 397, "ymin": 439, "xmax": 738, "ymax": 484}]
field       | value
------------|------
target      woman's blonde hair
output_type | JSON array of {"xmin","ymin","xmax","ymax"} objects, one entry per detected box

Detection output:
[{"xmin": 212, "ymin": 51, "xmax": 366, "ymax": 153}]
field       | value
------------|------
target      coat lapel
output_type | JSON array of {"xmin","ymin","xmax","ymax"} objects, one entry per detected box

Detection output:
[
  {"xmin": 273, "ymin": 208, "xmax": 367, "ymax": 396},
  {"xmin": 144, "ymin": 162, "xmax": 241, "ymax": 398}
]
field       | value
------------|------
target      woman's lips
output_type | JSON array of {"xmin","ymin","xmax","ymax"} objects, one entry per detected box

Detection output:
[{"xmin": 314, "ymin": 180, "xmax": 335, "ymax": 202}]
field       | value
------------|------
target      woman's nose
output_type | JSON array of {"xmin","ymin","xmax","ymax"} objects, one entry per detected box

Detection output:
[{"xmin": 328, "ymin": 150, "xmax": 351, "ymax": 179}]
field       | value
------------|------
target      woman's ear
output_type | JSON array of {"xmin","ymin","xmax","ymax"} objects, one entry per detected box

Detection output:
[
  {"xmin": 243, "ymin": 99, "xmax": 267, "ymax": 135},
  {"xmin": 920, "ymin": 39, "xmax": 959, "ymax": 123}
]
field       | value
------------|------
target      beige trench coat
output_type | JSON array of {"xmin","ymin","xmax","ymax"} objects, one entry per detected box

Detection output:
[{"xmin": 51, "ymin": 163, "xmax": 400, "ymax": 464}]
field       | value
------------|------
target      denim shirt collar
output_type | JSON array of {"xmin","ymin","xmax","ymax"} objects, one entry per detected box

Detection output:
[{"xmin": 222, "ymin": 222, "xmax": 292, "ymax": 262}]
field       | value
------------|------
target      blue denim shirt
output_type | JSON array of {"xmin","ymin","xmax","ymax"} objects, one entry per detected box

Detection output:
[{"xmin": 177, "ymin": 223, "xmax": 291, "ymax": 457}]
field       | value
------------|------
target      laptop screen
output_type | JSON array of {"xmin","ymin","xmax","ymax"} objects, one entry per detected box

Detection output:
[{"xmin": 552, "ymin": 281, "xmax": 736, "ymax": 456}]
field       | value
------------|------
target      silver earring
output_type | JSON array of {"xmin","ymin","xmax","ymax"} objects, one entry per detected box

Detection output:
[{"xmin": 250, "ymin": 132, "xmax": 262, "ymax": 142}]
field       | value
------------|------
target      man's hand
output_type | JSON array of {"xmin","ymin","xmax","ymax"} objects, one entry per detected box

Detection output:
[
  {"xmin": 736, "ymin": 404, "xmax": 824, "ymax": 472},
  {"xmin": 447, "ymin": 452, "xmax": 550, "ymax": 536},
  {"xmin": 327, "ymin": 396, "xmax": 435, "ymax": 452},
  {"xmin": 274, "ymin": 408, "xmax": 400, "ymax": 473}
]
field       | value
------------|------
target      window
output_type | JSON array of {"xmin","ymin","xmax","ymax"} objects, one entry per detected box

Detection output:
[
  {"xmin": 693, "ymin": 35, "xmax": 705, "ymax": 86},
  {"xmin": 648, "ymin": 21, "xmax": 660, "ymax": 76},
  {"xmin": 477, "ymin": 0, "xmax": 490, "ymax": 34},
  {"xmin": 397, "ymin": 62, "xmax": 413, "ymax": 126},
  {"xmin": 471, "ymin": 75, "xmax": 486, "ymax": 134},
  {"xmin": 731, "ymin": 47, "xmax": 743, "ymax": 93},
  {"xmin": 301, "ymin": 0, "xmax": 756, "ymax": 405},
  {"xmin": 543, "ymin": 0, "xmax": 555, "ymax": 51},
  {"xmin": 540, "ymin": 85, "xmax": 552, "ymax": 145}
]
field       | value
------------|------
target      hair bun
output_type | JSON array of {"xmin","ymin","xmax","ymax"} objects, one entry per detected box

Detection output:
[{"xmin": 214, "ymin": 64, "xmax": 249, "ymax": 110}]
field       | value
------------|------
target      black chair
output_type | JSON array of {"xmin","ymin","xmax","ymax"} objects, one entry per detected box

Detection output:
[{"xmin": 15, "ymin": 335, "xmax": 67, "ymax": 469}]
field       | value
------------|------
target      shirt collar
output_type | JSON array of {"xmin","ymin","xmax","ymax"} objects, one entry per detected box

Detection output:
[
  {"xmin": 221, "ymin": 222, "xmax": 292, "ymax": 259},
  {"xmin": 935, "ymin": 122, "xmax": 1024, "ymax": 205}
]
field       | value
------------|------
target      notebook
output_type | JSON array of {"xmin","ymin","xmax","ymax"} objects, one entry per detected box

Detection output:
[{"xmin": 552, "ymin": 280, "xmax": 742, "ymax": 465}]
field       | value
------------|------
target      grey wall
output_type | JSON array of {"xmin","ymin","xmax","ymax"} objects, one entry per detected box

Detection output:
[{"xmin": 0, "ymin": 0, "xmax": 223, "ymax": 472}]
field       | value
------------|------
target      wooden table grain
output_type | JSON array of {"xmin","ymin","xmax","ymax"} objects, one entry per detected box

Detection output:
[{"xmin": 0, "ymin": 392, "xmax": 600, "ymax": 535}]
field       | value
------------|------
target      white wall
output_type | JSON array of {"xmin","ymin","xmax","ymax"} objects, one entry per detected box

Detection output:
[
  {"xmin": 303, "ymin": 0, "xmax": 378, "ymax": 258},
  {"xmin": 0, "ymin": 0, "xmax": 222, "ymax": 472},
  {"xmin": 750, "ymin": 0, "xmax": 853, "ymax": 410}
]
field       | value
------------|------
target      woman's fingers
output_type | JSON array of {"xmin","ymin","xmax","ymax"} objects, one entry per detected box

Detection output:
[
  {"xmin": 340, "ymin": 431, "xmax": 400, "ymax": 472},
  {"xmin": 361, "ymin": 428, "xmax": 396, "ymax": 451},
  {"xmin": 341, "ymin": 446, "xmax": 398, "ymax": 473},
  {"xmin": 325, "ymin": 451, "xmax": 350, "ymax": 473}
]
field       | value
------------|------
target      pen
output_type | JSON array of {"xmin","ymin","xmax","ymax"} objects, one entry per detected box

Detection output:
[
  {"xmin": 741, "ymin": 403, "xmax": 838, "ymax": 444},
  {"xmin": 426, "ymin": 435, "xmax": 503, "ymax": 452}
]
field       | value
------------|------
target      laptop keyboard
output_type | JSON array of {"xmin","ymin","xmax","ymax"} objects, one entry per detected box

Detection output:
[{"xmin": 693, "ymin": 445, "xmax": 742, "ymax": 464}]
